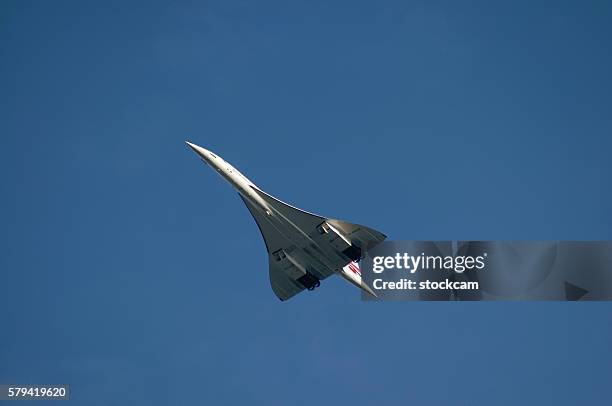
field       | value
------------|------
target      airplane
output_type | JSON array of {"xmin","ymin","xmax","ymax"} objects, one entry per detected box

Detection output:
[{"xmin": 186, "ymin": 141, "xmax": 386, "ymax": 301}]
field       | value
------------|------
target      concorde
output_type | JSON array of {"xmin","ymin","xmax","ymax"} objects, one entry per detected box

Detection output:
[{"xmin": 186, "ymin": 141, "xmax": 386, "ymax": 301}]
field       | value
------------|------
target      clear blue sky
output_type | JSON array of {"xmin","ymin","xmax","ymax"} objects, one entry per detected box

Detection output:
[{"xmin": 1, "ymin": 1, "xmax": 611, "ymax": 404}]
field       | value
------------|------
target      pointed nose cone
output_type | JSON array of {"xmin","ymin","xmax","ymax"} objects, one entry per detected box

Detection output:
[{"xmin": 185, "ymin": 141, "xmax": 210, "ymax": 160}]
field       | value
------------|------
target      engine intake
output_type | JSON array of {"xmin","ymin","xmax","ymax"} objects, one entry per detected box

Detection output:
[{"xmin": 317, "ymin": 221, "xmax": 362, "ymax": 262}]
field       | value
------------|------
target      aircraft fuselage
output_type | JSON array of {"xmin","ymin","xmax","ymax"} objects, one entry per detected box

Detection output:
[{"xmin": 186, "ymin": 141, "xmax": 382, "ymax": 300}]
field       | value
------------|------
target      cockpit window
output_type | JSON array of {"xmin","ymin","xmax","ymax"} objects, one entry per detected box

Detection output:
[{"xmin": 210, "ymin": 152, "xmax": 217, "ymax": 158}]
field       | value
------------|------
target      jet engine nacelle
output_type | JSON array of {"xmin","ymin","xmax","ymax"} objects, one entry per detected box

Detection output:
[
  {"xmin": 272, "ymin": 249, "xmax": 321, "ymax": 290},
  {"xmin": 316, "ymin": 221, "xmax": 362, "ymax": 262},
  {"xmin": 272, "ymin": 249, "xmax": 306, "ymax": 279}
]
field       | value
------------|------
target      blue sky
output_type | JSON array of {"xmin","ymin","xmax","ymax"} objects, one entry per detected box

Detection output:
[{"xmin": 1, "ymin": 1, "xmax": 611, "ymax": 404}]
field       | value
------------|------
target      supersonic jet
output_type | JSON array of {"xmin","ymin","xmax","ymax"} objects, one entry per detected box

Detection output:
[{"xmin": 186, "ymin": 142, "xmax": 386, "ymax": 301}]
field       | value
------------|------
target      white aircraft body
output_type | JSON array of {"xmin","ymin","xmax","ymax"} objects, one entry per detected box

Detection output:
[{"xmin": 186, "ymin": 142, "xmax": 386, "ymax": 301}]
